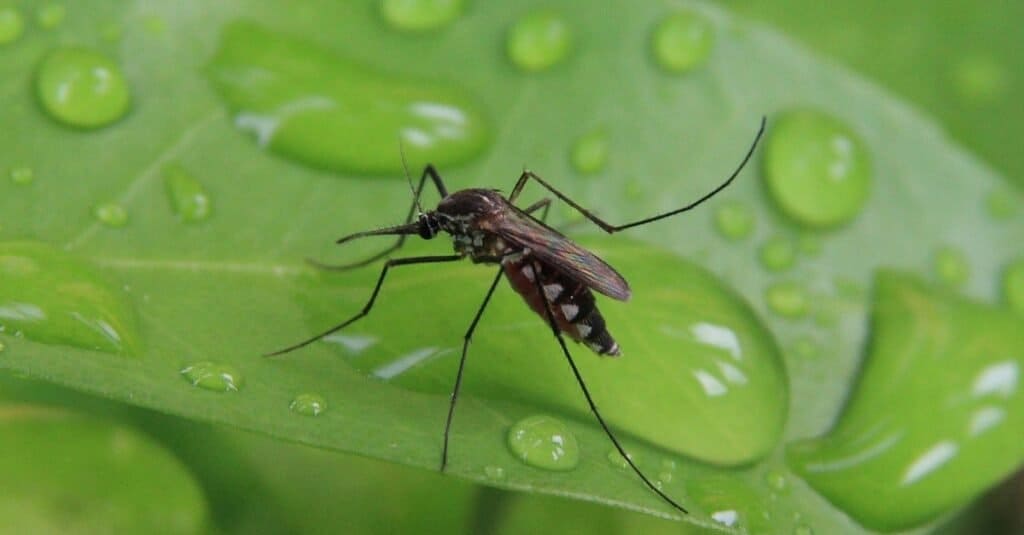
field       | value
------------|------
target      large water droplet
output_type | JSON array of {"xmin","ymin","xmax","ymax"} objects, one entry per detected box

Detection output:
[
  {"xmin": 36, "ymin": 47, "xmax": 131, "ymax": 129},
  {"xmin": 1002, "ymin": 258, "xmax": 1024, "ymax": 312},
  {"xmin": 380, "ymin": 0, "xmax": 463, "ymax": 31},
  {"xmin": 759, "ymin": 235, "xmax": 796, "ymax": 272},
  {"xmin": 163, "ymin": 164, "xmax": 211, "ymax": 223},
  {"xmin": 9, "ymin": 166, "xmax": 34, "ymax": 185},
  {"xmin": 0, "ymin": 7, "xmax": 25, "ymax": 44},
  {"xmin": 289, "ymin": 393, "xmax": 326, "ymax": 416},
  {"xmin": 180, "ymin": 361, "xmax": 242, "ymax": 392},
  {"xmin": 207, "ymin": 22, "xmax": 490, "ymax": 175},
  {"xmin": 766, "ymin": 281, "xmax": 809, "ymax": 318},
  {"xmin": 0, "ymin": 241, "xmax": 139, "ymax": 354},
  {"xmin": 650, "ymin": 10, "xmax": 714, "ymax": 74},
  {"xmin": 764, "ymin": 110, "xmax": 871, "ymax": 228},
  {"xmin": 36, "ymin": 4, "xmax": 65, "ymax": 29},
  {"xmin": 933, "ymin": 245, "xmax": 969, "ymax": 288},
  {"xmin": 713, "ymin": 200, "xmax": 754, "ymax": 241},
  {"xmin": 569, "ymin": 129, "xmax": 608, "ymax": 175},
  {"xmin": 507, "ymin": 415, "xmax": 579, "ymax": 471},
  {"xmin": 93, "ymin": 202, "xmax": 129, "ymax": 227},
  {"xmin": 506, "ymin": 11, "xmax": 572, "ymax": 72}
]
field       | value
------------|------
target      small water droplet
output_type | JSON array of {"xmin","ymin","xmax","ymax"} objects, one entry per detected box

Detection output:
[
  {"xmin": 380, "ymin": 0, "xmax": 462, "ymax": 31},
  {"xmin": 507, "ymin": 415, "xmax": 579, "ymax": 471},
  {"xmin": 93, "ymin": 202, "xmax": 129, "ymax": 227},
  {"xmin": 483, "ymin": 465, "xmax": 506, "ymax": 481},
  {"xmin": 0, "ymin": 7, "xmax": 25, "ymax": 44},
  {"xmin": 36, "ymin": 4, "xmax": 65, "ymax": 30},
  {"xmin": 141, "ymin": 15, "xmax": 166, "ymax": 35},
  {"xmin": 657, "ymin": 470, "xmax": 674, "ymax": 484},
  {"xmin": 759, "ymin": 236, "xmax": 797, "ymax": 272},
  {"xmin": 933, "ymin": 246, "xmax": 969, "ymax": 288},
  {"xmin": 181, "ymin": 361, "xmax": 242, "ymax": 392},
  {"xmin": 570, "ymin": 129, "xmax": 608, "ymax": 175},
  {"xmin": 650, "ymin": 10, "xmax": 714, "ymax": 74},
  {"xmin": 163, "ymin": 164, "xmax": 212, "ymax": 223},
  {"xmin": 506, "ymin": 11, "xmax": 572, "ymax": 72},
  {"xmin": 766, "ymin": 281, "xmax": 809, "ymax": 318},
  {"xmin": 607, "ymin": 448, "xmax": 632, "ymax": 470},
  {"xmin": 661, "ymin": 458, "xmax": 677, "ymax": 471},
  {"xmin": 713, "ymin": 200, "xmax": 754, "ymax": 241},
  {"xmin": 289, "ymin": 393, "xmax": 326, "ymax": 416},
  {"xmin": 794, "ymin": 525, "xmax": 814, "ymax": 535},
  {"xmin": 797, "ymin": 233, "xmax": 822, "ymax": 256},
  {"xmin": 1002, "ymin": 259, "xmax": 1024, "ymax": 312},
  {"xmin": 985, "ymin": 189, "xmax": 1018, "ymax": 221},
  {"xmin": 9, "ymin": 166, "xmax": 34, "ymax": 185},
  {"xmin": 763, "ymin": 469, "xmax": 788, "ymax": 492},
  {"xmin": 764, "ymin": 110, "xmax": 871, "ymax": 228},
  {"xmin": 36, "ymin": 47, "xmax": 132, "ymax": 129}
]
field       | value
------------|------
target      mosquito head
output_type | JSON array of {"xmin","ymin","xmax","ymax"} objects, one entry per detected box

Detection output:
[{"xmin": 417, "ymin": 212, "xmax": 442, "ymax": 240}]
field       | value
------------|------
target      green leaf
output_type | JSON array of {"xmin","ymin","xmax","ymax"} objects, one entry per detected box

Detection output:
[
  {"xmin": 0, "ymin": 0, "xmax": 1022, "ymax": 533},
  {"xmin": 0, "ymin": 404, "xmax": 207, "ymax": 534}
]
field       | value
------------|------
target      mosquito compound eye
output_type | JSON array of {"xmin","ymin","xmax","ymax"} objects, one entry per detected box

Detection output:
[{"xmin": 418, "ymin": 215, "xmax": 438, "ymax": 239}]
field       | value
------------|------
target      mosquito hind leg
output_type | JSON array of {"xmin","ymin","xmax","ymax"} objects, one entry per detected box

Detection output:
[
  {"xmin": 309, "ymin": 165, "xmax": 451, "ymax": 271},
  {"xmin": 521, "ymin": 197, "xmax": 552, "ymax": 222},
  {"xmin": 265, "ymin": 254, "xmax": 463, "ymax": 357}
]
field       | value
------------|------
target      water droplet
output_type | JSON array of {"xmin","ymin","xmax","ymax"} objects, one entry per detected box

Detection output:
[
  {"xmin": 181, "ymin": 361, "xmax": 242, "ymax": 392},
  {"xmin": 36, "ymin": 47, "xmax": 132, "ymax": 129},
  {"xmin": 9, "ymin": 166, "xmax": 34, "ymax": 185},
  {"xmin": 650, "ymin": 10, "xmax": 714, "ymax": 74},
  {"xmin": 507, "ymin": 415, "xmax": 579, "ymax": 471},
  {"xmin": 93, "ymin": 202, "xmax": 129, "ymax": 227},
  {"xmin": 794, "ymin": 526, "xmax": 814, "ymax": 535},
  {"xmin": 163, "ymin": 164, "xmax": 212, "ymax": 223},
  {"xmin": 759, "ymin": 236, "xmax": 797, "ymax": 272},
  {"xmin": 766, "ymin": 281, "xmax": 809, "ymax": 318},
  {"xmin": 657, "ymin": 470, "xmax": 674, "ymax": 484},
  {"xmin": 380, "ymin": 0, "xmax": 463, "ymax": 31},
  {"xmin": 36, "ymin": 4, "xmax": 65, "ymax": 29},
  {"xmin": 1002, "ymin": 259, "xmax": 1024, "ymax": 312},
  {"xmin": 607, "ymin": 448, "xmax": 632, "ymax": 470},
  {"xmin": 985, "ymin": 189, "xmax": 1018, "ymax": 220},
  {"xmin": 483, "ymin": 465, "xmax": 506, "ymax": 481},
  {"xmin": 763, "ymin": 469, "xmax": 788, "ymax": 492},
  {"xmin": 0, "ymin": 241, "xmax": 139, "ymax": 354},
  {"xmin": 506, "ymin": 11, "xmax": 572, "ymax": 72},
  {"xmin": 289, "ymin": 393, "xmax": 326, "ymax": 416},
  {"xmin": 661, "ymin": 458, "xmax": 677, "ymax": 471},
  {"xmin": 0, "ymin": 7, "xmax": 25, "ymax": 44},
  {"xmin": 797, "ymin": 233, "xmax": 822, "ymax": 256},
  {"xmin": 208, "ymin": 22, "xmax": 489, "ymax": 175},
  {"xmin": 933, "ymin": 246, "xmax": 969, "ymax": 288},
  {"xmin": 713, "ymin": 200, "xmax": 754, "ymax": 241},
  {"xmin": 569, "ymin": 129, "xmax": 608, "ymax": 175},
  {"xmin": 764, "ymin": 110, "xmax": 871, "ymax": 228}
]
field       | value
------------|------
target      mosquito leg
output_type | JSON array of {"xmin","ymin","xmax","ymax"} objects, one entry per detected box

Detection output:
[
  {"xmin": 509, "ymin": 117, "xmax": 765, "ymax": 233},
  {"xmin": 521, "ymin": 197, "xmax": 552, "ymax": 222},
  {"xmin": 310, "ymin": 165, "xmax": 451, "ymax": 271},
  {"xmin": 441, "ymin": 266, "xmax": 505, "ymax": 472},
  {"xmin": 265, "ymin": 254, "xmax": 463, "ymax": 357},
  {"xmin": 528, "ymin": 261, "xmax": 688, "ymax": 514}
]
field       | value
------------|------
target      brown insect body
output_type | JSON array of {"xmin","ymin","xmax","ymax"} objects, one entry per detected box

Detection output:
[{"xmin": 435, "ymin": 189, "xmax": 624, "ymax": 356}]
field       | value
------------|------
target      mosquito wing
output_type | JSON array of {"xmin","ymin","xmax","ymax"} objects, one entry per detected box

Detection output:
[{"xmin": 490, "ymin": 204, "xmax": 631, "ymax": 301}]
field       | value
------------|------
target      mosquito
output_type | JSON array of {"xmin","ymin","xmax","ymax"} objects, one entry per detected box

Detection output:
[{"xmin": 267, "ymin": 117, "xmax": 766, "ymax": 514}]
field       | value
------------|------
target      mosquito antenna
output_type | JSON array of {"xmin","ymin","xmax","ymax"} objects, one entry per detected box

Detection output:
[{"xmin": 399, "ymin": 140, "xmax": 424, "ymax": 215}]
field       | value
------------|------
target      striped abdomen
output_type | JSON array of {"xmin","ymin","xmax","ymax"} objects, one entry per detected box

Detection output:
[{"xmin": 503, "ymin": 258, "xmax": 621, "ymax": 356}]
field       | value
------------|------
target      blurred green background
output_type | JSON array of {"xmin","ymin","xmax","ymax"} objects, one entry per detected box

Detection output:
[{"xmin": 1, "ymin": 1, "xmax": 1022, "ymax": 534}]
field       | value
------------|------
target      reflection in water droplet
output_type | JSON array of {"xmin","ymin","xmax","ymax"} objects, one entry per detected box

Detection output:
[
  {"xmin": 933, "ymin": 246, "xmax": 969, "ymax": 288},
  {"xmin": 766, "ymin": 281, "xmax": 809, "ymax": 318},
  {"xmin": 650, "ymin": 10, "xmax": 714, "ymax": 74},
  {"xmin": 380, "ymin": 0, "xmax": 463, "ymax": 31},
  {"xmin": 901, "ymin": 441, "xmax": 958, "ymax": 485},
  {"xmin": 163, "ymin": 164, "xmax": 212, "ymax": 222},
  {"xmin": 0, "ymin": 7, "xmax": 25, "ymax": 44},
  {"xmin": 289, "ymin": 393, "xmax": 326, "ymax": 416},
  {"xmin": 207, "ymin": 22, "xmax": 490, "ymax": 175},
  {"xmin": 570, "ymin": 129, "xmax": 608, "ymax": 175},
  {"xmin": 506, "ymin": 11, "xmax": 572, "ymax": 72},
  {"xmin": 9, "ymin": 167, "xmax": 34, "ymax": 185},
  {"xmin": 36, "ymin": 4, "xmax": 65, "ymax": 29},
  {"xmin": 372, "ymin": 347, "xmax": 449, "ymax": 380},
  {"xmin": 967, "ymin": 406, "xmax": 1004, "ymax": 437},
  {"xmin": 1002, "ymin": 259, "xmax": 1024, "ymax": 312},
  {"xmin": 759, "ymin": 236, "xmax": 796, "ymax": 272},
  {"xmin": 711, "ymin": 509, "xmax": 739, "ymax": 527},
  {"xmin": 93, "ymin": 202, "xmax": 129, "ymax": 227},
  {"xmin": 36, "ymin": 47, "xmax": 132, "ymax": 129},
  {"xmin": 713, "ymin": 200, "xmax": 754, "ymax": 241},
  {"xmin": 607, "ymin": 449, "xmax": 631, "ymax": 470},
  {"xmin": 181, "ymin": 361, "xmax": 243, "ymax": 392},
  {"xmin": 507, "ymin": 415, "xmax": 579, "ymax": 471},
  {"xmin": 970, "ymin": 360, "xmax": 1018, "ymax": 398},
  {"xmin": 483, "ymin": 465, "xmax": 505, "ymax": 480},
  {"xmin": 764, "ymin": 110, "xmax": 870, "ymax": 228}
]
